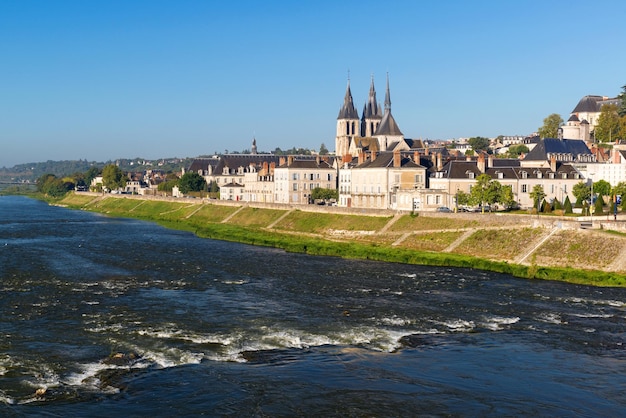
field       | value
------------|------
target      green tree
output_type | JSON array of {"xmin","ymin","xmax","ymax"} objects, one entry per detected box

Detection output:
[
  {"xmin": 102, "ymin": 164, "xmax": 127, "ymax": 191},
  {"xmin": 157, "ymin": 179, "xmax": 178, "ymax": 192},
  {"xmin": 178, "ymin": 172, "xmax": 207, "ymax": 194},
  {"xmin": 507, "ymin": 144, "xmax": 529, "ymax": 158},
  {"xmin": 611, "ymin": 181, "xmax": 626, "ymax": 200},
  {"xmin": 84, "ymin": 166, "xmax": 100, "ymax": 186},
  {"xmin": 468, "ymin": 137, "xmax": 490, "ymax": 153},
  {"xmin": 595, "ymin": 103, "xmax": 621, "ymax": 142},
  {"xmin": 593, "ymin": 194, "xmax": 605, "ymax": 214},
  {"xmin": 319, "ymin": 143, "xmax": 329, "ymax": 155},
  {"xmin": 593, "ymin": 179, "xmax": 611, "ymax": 198},
  {"xmin": 469, "ymin": 174, "xmax": 500, "ymax": 211},
  {"xmin": 498, "ymin": 184, "xmax": 516, "ymax": 209},
  {"xmin": 529, "ymin": 185, "xmax": 546, "ymax": 211},
  {"xmin": 538, "ymin": 113, "xmax": 563, "ymax": 139},
  {"xmin": 618, "ymin": 84, "xmax": 626, "ymax": 117},
  {"xmin": 563, "ymin": 195, "xmax": 573, "ymax": 214},
  {"xmin": 36, "ymin": 173, "xmax": 71, "ymax": 197},
  {"xmin": 572, "ymin": 181, "xmax": 591, "ymax": 205},
  {"xmin": 311, "ymin": 187, "xmax": 338, "ymax": 201}
]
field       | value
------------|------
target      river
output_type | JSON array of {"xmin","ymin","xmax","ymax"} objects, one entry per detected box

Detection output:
[{"xmin": 1, "ymin": 196, "xmax": 625, "ymax": 416}]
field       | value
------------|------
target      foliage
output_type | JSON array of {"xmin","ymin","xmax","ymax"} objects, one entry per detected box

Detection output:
[
  {"xmin": 538, "ymin": 113, "xmax": 563, "ymax": 139},
  {"xmin": 36, "ymin": 173, "xmax": 72, "ymax": 197},
  {"xmin": 158, "ymin": 179, "xmax": 178, "ymax": 192},
  {"xmin": 563, "ymin": 195, "xmax": 573, "ymax": 214},
  {"xmin": 572, "ymin": 181, "xmax": 591, "ymax": 204},
  {"xmin": 595, "ymin": 103, "xmax": 622, "ymax": 142},
  {"xmin": 102, "ymin": 164, "xmax": 127, "ymax": 191},
  {"xmin": 618, "ymin": 84, "xmax": 626, "ymax": 117},
  {"xmin": 529, "ymin": 185, "xmax": 546, "ymax": 210},
  {"xmin": 541, "ymin": 199, "xmax": 552, "ymax": 213},
  {"xmin": 468, "ymin": 137, "xmax": 490, "ymax": 153},
  {"xmin": 507, "ymin": 144, "xmax": 529, "ymax": 158},
  {"xmin": 178, "ymin": 172, "xmax": 207, "ymax": 194},
  {"xmin": 319, "ymin": 143, "xmax": 329, "ymax": 155},
  {"xmin": 456, "ymin": 190, "xmax": 470, "ymax": 206},
  {"xmin": 498, "ymin": 185, "xmax": 517, "ymax": 209},
  {"xmin": 593, "ymin": 179, "xmax": 611, "ymax": 197},
  {"xmin": 311, "ymin": 187, "xmax": 338, "ymax": 201},
  {"xmin": 272, "ymin": 147, "xmax": 312, "ymax": 155},
  {"xmin": 611, "ymin": 181, "xmax": 626, "ymax": 201},
  {"xmin": 594, "ymin": 194, "xmax": 605, "ymax": 214}
]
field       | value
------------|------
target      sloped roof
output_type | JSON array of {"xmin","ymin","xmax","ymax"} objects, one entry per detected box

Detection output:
[
  {"xmin": 353, "ymin": 137, "xmax": 380, "ymax": 152},
  {"xmin": 188, "ymin": 155, "xmax": 281, "ymax": 174},
  {"xmin": 337, "ymin": 81, "xmax": 359, "ymax": 120},
  {"xmin": 523, "ymin": 138, "xmax": 591, "ymax": 161},
  {"xmin": 375, "ymin": 110, "xmax": 403, "ymax": 136},
  {"xmin": 278, "ymin": 158, "xmax": 334, "ymax": 169},
  {"xmin": 355, "ymin": 152, "xmax": 423, "ymax": 169},
  {"xmin": 572, "ymin": 95, "xmax": 605, "ymax": 113}
]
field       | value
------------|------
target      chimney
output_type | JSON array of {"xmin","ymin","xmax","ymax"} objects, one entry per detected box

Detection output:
[
  {"xmin": 279, "ymin": 156, "xmax": 286, "ymax": 166},
  {"xmin": 262, "ymin": 161, "xmax": 269, "ymax": 175},
  {"xmin": 371, "ymin": 151, "xmax": 377, "ymax": 162},
  {"xmin": 466, "ymin": 154, "xmax": 472, "ymax": 161},
  {"xmin": 488, "ymin": 154, "xmax": 494, "ymax": 169},
  {"xmin": 287, "ymin": 156, "xmax": 294, "ymax": 166},
  {"xmin": 343, "ymin": 154, "xmax": 352, "ymax": 165},
  {"xmin": 436, "ymin": 152, "xmax": 443, "ymax": 171},
  {"xmin": 613, "ymin": 148, "xmax": 621, "ymax": 164},
  {"xmin": 316, "ymin": 155, "xmax": 320, "ymax": 166},
  {"xmin": 393, "ymin": 150, "xmax": 401, "ymax": 168},
  {"xmin": 358, "ymin": 152, "xmax": 365, "ymax": 165},
  {"xmin": 477, "ymin": 153, "xmax": 485, "ymax": 173},
  {"xmin": 550, "ymin": 154, "xmax": 557, "ymax": 172},
  {"xmin": 424, "ymin": 148, "xmax": 430, "ymax": 156},
  {"xmin": 270, "ymin": 162, "xmax": 276, "ymax": 174},
  {"xmin": 413, "ymin": 151, "xmax": 420, "ymax": 164}
]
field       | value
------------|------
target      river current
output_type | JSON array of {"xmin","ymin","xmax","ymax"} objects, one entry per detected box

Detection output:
[{"xmin": 1, "ymin": 196, "xmax": 625, "ymax": 416}]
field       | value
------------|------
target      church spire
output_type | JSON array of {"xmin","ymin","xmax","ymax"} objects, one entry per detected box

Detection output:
[
  {"xmin": 384, "ymin": 72, "xmax": 391, "ymax": 112},
  {"xmin": 337, "ymin": 78, "xmax": 359, "ymax": 120}
]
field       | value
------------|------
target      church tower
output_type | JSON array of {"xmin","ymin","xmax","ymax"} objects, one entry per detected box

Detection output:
[
  {"xmin": 361, "ymin": 75, "xmax": 382, "ymax": 138},
  {"xmin": 336, "ymin": 79, "xmax": 360, "ymax": 157},
  {"xmin": 375, "ymin": 73, "xmax": 403, "ymax": 151}
]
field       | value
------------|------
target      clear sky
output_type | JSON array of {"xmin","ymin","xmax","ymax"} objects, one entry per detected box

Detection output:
[{"xmin": 1, "ymin": 0, "xmax": 625, "ymax": 167}]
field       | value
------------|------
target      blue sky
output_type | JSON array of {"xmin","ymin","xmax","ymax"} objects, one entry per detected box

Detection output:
[{"xmin": 1, "ymin": 0, "xmax": 625, "ymax": 167}]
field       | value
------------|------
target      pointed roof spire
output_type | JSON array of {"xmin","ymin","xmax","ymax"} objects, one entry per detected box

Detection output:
[
  {"xmin": 337, "ymin": 75, "xmax": 359, "ymax": 120},
  {"xmin": 384, "ymin": 72, "xmax": 391, "ymax": 112}
]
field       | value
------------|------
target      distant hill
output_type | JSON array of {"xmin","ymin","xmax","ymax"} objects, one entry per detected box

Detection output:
[{"xmin": 0, "ymin": 157, "xmax": 194, "ymax": 183}]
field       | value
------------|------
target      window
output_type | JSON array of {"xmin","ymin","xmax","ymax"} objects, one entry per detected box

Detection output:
[
  {"xmin": 292, "ymin": 183, "xmax": 298, "ymax": 191},
  {"xmin": 521, "ymin": 171, "xmax": 527, "ymax": 179},
  {"xmin": 521, "ymin": 184, "xmax": 527, "ymax": 193}
]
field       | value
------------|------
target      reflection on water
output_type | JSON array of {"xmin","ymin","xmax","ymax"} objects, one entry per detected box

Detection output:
[{"xmin": 1, "ymin": 196, "xmax": 625, "ymax": 416}]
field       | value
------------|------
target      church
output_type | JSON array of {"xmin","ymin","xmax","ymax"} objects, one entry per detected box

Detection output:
[{"xmin": 335, "ymin": 74, "xmax": 420, "ymax": 159}]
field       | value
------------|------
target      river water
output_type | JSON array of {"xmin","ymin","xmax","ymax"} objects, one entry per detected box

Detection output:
[{"xmin": 1, "ymin": 196, "xmax": 625, "ymax": 416}]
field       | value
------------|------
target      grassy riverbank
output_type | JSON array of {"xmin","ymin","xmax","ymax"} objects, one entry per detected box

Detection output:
[{"xmin": 56, "ymin": 193, "xmax": 626, "ymax": 287}]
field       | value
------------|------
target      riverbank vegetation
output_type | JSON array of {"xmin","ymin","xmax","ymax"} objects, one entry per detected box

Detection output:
[{"xmin": 53, "ymin": 193, "xmax": 626, "ymax": 287}]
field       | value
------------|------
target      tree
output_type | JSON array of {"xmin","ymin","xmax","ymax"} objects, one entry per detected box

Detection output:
[
  {"xmin": 36, "ymin": 173, "xmax": 71, "ymax": 197},
  {"xmin": 102, "ymin": 164, "xmax": 126, "ymax": 191},
  {"xmin": 319, "ymin": 143, "xmax": 329, "ymax": 155},
  {"xmin": 468, "ymin": 174, "xmax": 499, "ymax": 211},
  {"xmin": 572, "ymin": 181, "xmax": 591, "ymax": 205},
  {"xmin": 538, "ymin": 113, "xmax": 563, "ymax": 139},
  {"xmin": 498, "ymin": 185, "xmax": 517, "ymax": 209},
  {"xmin": 618, "ymin": 84, "xmax": 626, "ymax": 117},
  {"xmin": 468, "ymin": 137, "xmax": 490, "ymax": 153},
  {"xmin": 178, "ymin": 172, "xmax": 206, "ymax": 194},
  {"xmin": 563, "ymin": 195, "xmax": 573, "ymax": 214},
  {"xmin": 529, "ymin": 185, "xmax": 546, "ymax": 211},
  {"xmin": 593, "ymin": 179, "xmax": 611, "ymax": 198},
  {"xmin": 311, "ymin": 187, "xmax": 338, "ymax": 201},
  {"xmin": 595, "ymin": 103, "xmax": 621, "ymax": 142},
  {"xmin": 593, "ymin": 194, "xmax": 605, "ymax": 215},
  {"xmin": 507, "ymin": 144, "xmax": 529, "ymax": 158}
]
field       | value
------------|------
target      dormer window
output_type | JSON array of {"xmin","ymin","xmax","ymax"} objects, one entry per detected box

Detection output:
[
  {"xmin": 496, "ymin": 171, "xmax": 503, "ymax": 179},
  {"xmin": 536, "ymin": 171, "xmax": 542, "ymax": 179},
  {"xmin": 521, "ymin": 171, "xmax": 528, "ymax": 179},
  {"xmin": 562, "ymin": 173, "xmax": 568, "ymax": 179},
  {"xmin": 549, "ymin": 172, "xmax": 555, "ymax": 179}
]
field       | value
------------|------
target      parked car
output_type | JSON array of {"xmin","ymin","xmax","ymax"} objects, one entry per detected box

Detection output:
[{"xmin": 436, "ymin": 206, "xmax": 452, "ymax": 213}]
